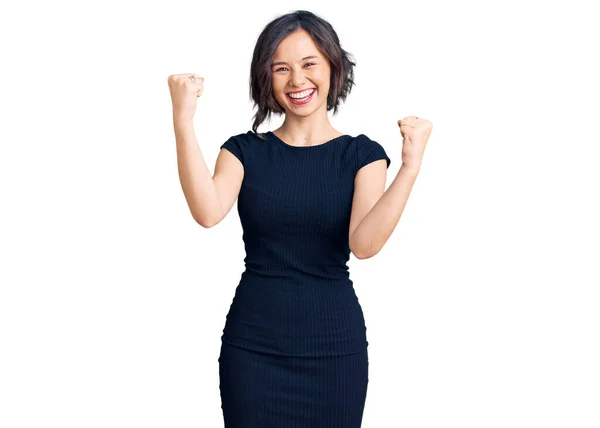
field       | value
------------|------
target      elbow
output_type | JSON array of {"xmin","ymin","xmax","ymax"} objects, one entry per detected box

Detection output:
[
  {"xmin": 352, "ymin": 243, "xmax": 380, "ymax": 260},
  {"xmin": 350, "ymin": 237, "xmax": 370, "ymax": 260},
  {"xmin": 191, "ymin": 200, "xmax": 225, "ymax": 228},
  {"xmin": 351, "ymin": 246, "xmax": 373, "ymax": 260},
  {"xmin": 193, "ymin": 211, "xmax": 222, "ymax": 229},
  {"xmin": 197, "ymin": 219, "xmax": 216, "ymax": 228},
  {"xmin": 354, "ymin": 251, "xmax": 374, "ymax": 260}
]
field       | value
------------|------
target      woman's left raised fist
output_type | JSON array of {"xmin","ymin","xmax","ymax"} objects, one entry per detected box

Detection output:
[{"xmin": 397, "ymin": 116, "xmax": 433, "ymax": 172}]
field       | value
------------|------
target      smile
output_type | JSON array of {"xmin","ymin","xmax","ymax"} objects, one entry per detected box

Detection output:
[{"xmin": 286, "ymin": 89, "xmax": 316, "ymax": 105}]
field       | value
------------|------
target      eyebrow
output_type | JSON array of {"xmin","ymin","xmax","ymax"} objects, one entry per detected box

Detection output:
[{"xmin": 271, "ymin": 55, "xmax": 319, "ymax": 67}]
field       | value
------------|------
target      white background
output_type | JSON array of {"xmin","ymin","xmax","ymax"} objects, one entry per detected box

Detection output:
[{"xmin": 1, "ymin": 0, "xmax": 599, "ymax": 427}]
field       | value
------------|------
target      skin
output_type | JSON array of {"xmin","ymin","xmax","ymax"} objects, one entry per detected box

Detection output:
[{"xmin": 269, "ymin": 29, "xmax": 343, "ymax": 146}]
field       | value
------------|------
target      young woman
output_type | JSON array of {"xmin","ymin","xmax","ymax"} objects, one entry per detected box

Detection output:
[{"xmin": 168, "ymin": 9, "xmax": 432, "ymax": 428}]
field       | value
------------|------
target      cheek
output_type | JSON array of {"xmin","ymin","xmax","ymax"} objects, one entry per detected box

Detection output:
[
  {"xmin": 315, "ymin": 72, "xmax": 330, "ymax": 88},
  {"xmin": 317, "ymin": 79, "xmax": 330, "ymax": 94},
  {"xmin": 272, "ymin": 75, "xmax": 284, "ymax": 89},
  {"xmin": 271, "ymin": 82, "xmax": 284, "ymax": 99}
]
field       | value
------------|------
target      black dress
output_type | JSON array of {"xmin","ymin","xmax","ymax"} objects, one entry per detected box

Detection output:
[{"xmin": 218, "ymin": 130, "xmax": 391, "ymax": 428}]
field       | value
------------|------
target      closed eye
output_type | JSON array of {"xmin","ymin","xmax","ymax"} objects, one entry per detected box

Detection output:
[{"xmin": 275, "ymin": 62, "xmax": 316, "ymax": 72}]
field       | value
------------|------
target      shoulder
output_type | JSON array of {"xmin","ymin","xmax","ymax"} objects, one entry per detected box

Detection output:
[
  {"xmin": 219, "ymin": 130, "xmax": 269, "ymax": 166},
  {"xmin": 354, "ymin": 133, "xmax": 380, "ymax": 147},
  {"xmin": 221, "ymin": 130, "xmax": 268, "ymax": 147},
  {"xmin": 219, "ymin": 132, "xmax": 250, "ymax": 166},
  {"xmin": 353, "ymin": 133, "xmax": 392, "ymax": 172}
]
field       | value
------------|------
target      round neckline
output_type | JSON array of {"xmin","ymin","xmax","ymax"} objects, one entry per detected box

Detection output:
[{"xmin": 266, "ymin": 131, "xmax": 350, "ymax": 149}]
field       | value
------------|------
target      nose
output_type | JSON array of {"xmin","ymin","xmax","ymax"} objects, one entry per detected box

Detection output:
[{"xmin": 289, "ymin": 67, "xmax": 307, "ymax": 88}]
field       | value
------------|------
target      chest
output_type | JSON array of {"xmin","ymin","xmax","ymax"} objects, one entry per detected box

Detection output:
[{"xmin": 237, "ymin": 151, "xmax": 355, "ymax": 237}]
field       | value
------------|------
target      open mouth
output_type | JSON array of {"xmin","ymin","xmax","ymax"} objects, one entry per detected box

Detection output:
[{"xmin": 286, "ymin": 89, "xmax": 316, "ymax": 105}]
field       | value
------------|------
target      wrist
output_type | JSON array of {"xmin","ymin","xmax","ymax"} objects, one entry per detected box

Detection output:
[
  {"xmin": 400, "ymin": 163, "xmax": 421, "ymax": 176},
  {"xmin": 173, "ymin": 113, "xmax": 193, "ymax": 126}
]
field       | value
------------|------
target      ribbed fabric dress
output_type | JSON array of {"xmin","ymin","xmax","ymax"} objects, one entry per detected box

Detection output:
[{"xmin": 218, "ymin": 130, "xmax": 391, "ymax": 428}]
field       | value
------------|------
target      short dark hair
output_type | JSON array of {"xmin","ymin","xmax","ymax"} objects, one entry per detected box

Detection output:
[{"xmin": 249, "ymin": 10, "xmax": 357, "ymax": 138}]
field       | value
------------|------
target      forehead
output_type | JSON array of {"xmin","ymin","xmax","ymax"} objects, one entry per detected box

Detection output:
[{"xmin": 273, "ymin": 30, "xmax": 319, "ymax": 59}]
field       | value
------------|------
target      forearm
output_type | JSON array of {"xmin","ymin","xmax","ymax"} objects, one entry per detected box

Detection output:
[
  {"xmin": 173, "ymin": 116, "xmax": 222, "ymax": 227},
  {"xmin": 351, "ymin": 165, "xmax": 420, "ymax": 258}
]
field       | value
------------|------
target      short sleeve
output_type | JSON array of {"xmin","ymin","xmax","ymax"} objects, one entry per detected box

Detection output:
[
  {"xmin": 220, "ymin": 135, "xmax": 245, "ymax": 167},
  {"xmin": 355, "ymin": 134, "xmax": 391, "ymax": 173}
]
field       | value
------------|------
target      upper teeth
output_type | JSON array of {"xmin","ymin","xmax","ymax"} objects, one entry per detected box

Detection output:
[{"xmin": 289, "ymin": 89, "xmax": 314, "ymax": 99}]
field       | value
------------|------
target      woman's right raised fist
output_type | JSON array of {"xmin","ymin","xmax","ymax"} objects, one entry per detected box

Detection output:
[{"xmin": 167, "ymin": 73, "xmax": 204, "ymax": 120}]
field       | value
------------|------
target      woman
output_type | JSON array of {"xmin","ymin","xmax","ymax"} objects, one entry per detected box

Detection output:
[{"xmin": 168, "ymin": 9, "xmax": 432, "ymax": 428}]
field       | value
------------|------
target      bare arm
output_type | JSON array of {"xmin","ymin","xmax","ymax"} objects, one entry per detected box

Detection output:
[
  {"xmin": 349, "ymin": 163, "xmax": 419, "ymax": 259},
  {"xmin": 173, "ymin": 116, "xmax": 243, "ymax": 228}
]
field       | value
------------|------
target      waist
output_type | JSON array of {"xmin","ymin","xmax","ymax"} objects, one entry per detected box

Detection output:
[
  {"xmin": 242, "ymin": 251, "xmax": 352, "ymax": 281},
  {"xmin": 221, "ymin": 271, "xmax": 368, "ymax": 356}
]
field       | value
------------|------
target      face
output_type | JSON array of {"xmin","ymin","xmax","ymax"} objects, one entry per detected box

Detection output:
[{"xmin": 270, "ymin": 29, "xmax": 331, "ymax": 117}]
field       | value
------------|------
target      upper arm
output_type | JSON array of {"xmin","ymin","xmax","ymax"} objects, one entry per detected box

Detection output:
[
  {"xmin": 349, "ymin": 159, "xmax": 388, "ymax": 253},
  {"xmin": 348, "ymin": 135, "xmax": 391, "ymax": 257},
  {"xmin": 211, "ymin": 138, "xmax": 245, "ymax": 226}
]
